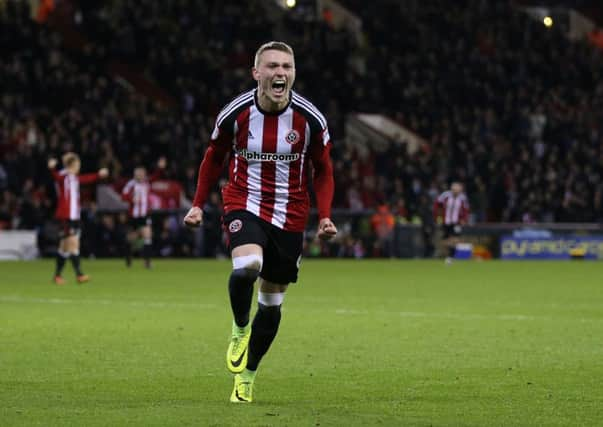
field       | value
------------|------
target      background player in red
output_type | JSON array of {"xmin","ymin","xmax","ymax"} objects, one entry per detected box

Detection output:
[
  {"xmin": 433, "ymin": 181, "xmax": 470, "ymax": 264},
  {"xmin": 183, "ymin": 41, "xmax": 337, "ymax": 403},
  {"xmin": 48, "ymin": 153, "xmax": 108, "ymax": 284},
  {"xmin": 121, "ymin": 156, "xmax": 167, "ymax": 268}
]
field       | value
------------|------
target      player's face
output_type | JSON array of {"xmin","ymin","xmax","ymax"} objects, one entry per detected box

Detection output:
[
  {"xmin": 451, "ymin": 183, "xmax": 462, "ymax": 195},
  {"xmin": 134, "ymin": 168, "xmax": 146, "ymax": 182},
  {"xmin": 253, "ymin": 49, "xmax": 295, "ymax": 110},
  {"xmin": 68, "ymin": 160, "xmax": 81, "ymax": 174}
]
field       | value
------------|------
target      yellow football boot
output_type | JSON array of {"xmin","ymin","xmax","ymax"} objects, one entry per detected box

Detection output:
[
  {"xmin": 226, "ymin": 322, "xmax": 251, "ymax": 373},
  {"xmin": 230, "ymin": 372, "xmax": 255, "ymax": 403}
]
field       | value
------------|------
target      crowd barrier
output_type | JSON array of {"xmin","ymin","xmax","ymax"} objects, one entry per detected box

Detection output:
[
  {"xmin": 13, "ymin": 209, "xmax": 603, "ymax": 260},
  {"xmin": 0, "ymin": 230, "xmax": 39, "ymax": 260}
]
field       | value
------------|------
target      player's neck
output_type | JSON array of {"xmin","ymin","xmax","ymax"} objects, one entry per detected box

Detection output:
[{"xmin": 257, "ymin": 89, "xmax": 289, "ymax": 113}]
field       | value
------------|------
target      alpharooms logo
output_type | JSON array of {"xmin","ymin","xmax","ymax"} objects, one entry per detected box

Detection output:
[{"xmin": 237, "ymin": 149, "xmax": 300, "ymax": 162}]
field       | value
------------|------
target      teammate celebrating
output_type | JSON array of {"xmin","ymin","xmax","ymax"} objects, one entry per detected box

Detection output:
[
  {"xmin": 183, "ymin": 41, "xmax": 337, "ymax": 403},
  {"xmin": 433, "ymin": 181, "xmax": 470, "ymax": 264},
  {"xmin": 121, "ymin": 157, "xmax": 167, "ymax": 268},
  {"xmin": 48, "ymin": 153, "xmax": 108, "ymax": 284}
]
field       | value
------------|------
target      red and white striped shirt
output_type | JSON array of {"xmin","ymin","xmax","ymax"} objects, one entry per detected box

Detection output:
[
  {"xmin": 433, "ymin": 191, "xmax": 470, "ymax": 225},
  {"xmin": 121, "ymin": 171, "xmax": 161, "ymax": 218},
  {"xmin": 51, "ymin": 169, "xmax": 99, "ymax": 220},
  {"xmin": 193, "ymin": 89, "xmax": 334, "ymax": 232}
]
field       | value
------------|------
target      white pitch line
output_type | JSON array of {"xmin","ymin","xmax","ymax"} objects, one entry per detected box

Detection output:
[
  {"xmin": 3, "ymin": 297, "xmax": 602, "ymax": 324},
  {"xmin": 334, "ymin": 308, "xmax": 603, "ymax": 324},
  {"xmin": 0, "ymin": 295, "xmax": 216, "ymax": 310}
]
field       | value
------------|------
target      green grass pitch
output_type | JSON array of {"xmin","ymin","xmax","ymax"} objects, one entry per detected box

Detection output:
[{"xmin": 2, "ymin": 259, "xmax": 603, "ymax": 426}]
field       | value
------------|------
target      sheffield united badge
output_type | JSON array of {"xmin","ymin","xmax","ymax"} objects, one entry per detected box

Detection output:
[
  {"xmin": 229, "ymin": 219, "xmax": 243, "ymax": 233},
  {"xmin": 285, "ymin": 129, "xmax": 300, "ymax": 145}
]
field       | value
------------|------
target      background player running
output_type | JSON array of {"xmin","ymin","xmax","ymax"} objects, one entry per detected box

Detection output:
[
  {"xmin": 121, "ymin": 156, "xmax": 167, "ymax": 268},
  {"xmin": 433, "ymin": 181, "xmax": 470, "ymax": 264},
  {"xmin": 48, "ymin": 153, "xmax": 108, "ymax": 284},
  {"xmin": 183, "ymin": 41, "xmax": 337, "ymax": 403}
]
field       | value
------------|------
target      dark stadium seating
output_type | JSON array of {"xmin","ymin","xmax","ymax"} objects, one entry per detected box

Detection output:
[{"xmin": 1, "ymin": 0, "xmax": 602, "ymax": 256}]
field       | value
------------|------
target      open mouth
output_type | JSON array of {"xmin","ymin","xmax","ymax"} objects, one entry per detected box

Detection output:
[{"xmin": 271, "ymin": 80, "xmax": 286, "ymax": 95}]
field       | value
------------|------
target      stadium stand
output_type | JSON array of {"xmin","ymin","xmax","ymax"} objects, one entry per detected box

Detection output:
[{"xmin": 1, "ymin": 0, "xmax": 602, "ymax": 257}]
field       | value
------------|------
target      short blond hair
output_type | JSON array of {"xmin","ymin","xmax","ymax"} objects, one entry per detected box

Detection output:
[
  {"xmin": 254, "ymin": 41, "xmax": 294, "ymax": 68},
  {"xmin": 62, "ymin": 152, "xmax": 80, "ymax": 167}
]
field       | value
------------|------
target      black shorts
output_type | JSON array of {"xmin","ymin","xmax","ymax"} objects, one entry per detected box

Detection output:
[
  {"xmin": 58, "ymin": 220, "xmax": 81, "ymax": 239},
  {"xmin": 129, "ymin": 216, "xmax": 152, "ymax": 228},
  {"xmin": 442, "ymin": 224, "xmax": 462, "ymax": 239},
  {"xmin": 223, "ymin": 210, "xmax": 303, "ymax": 285}
]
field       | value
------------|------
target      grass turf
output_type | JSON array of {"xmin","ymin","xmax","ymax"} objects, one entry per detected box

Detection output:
[{"xmin": 1, "ymin": 259, "xmax": 603, "ymax": 426}]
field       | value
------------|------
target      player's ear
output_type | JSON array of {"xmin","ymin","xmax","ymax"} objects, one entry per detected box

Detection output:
[{"xmin": 252, "ymin": 67, "xmax": 260, "ymax": 82}]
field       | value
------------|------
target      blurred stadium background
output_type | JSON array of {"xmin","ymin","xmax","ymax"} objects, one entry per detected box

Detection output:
[
  {"xmin": 3, "ymin": 1, "xmax": 603, "ymax": 425},
  {"xmin": 2, "ymin": 0, "xmax": 603, "ymax": 261}
]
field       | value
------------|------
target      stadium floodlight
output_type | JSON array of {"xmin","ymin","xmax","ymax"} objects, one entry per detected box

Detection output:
[
  {"xmin": 286, "ymin": 0, "xmax": 296, "ymax": 8},
  {"xmin": 543, "ymin": 16, "xmax": 553, "ymax": 27}
]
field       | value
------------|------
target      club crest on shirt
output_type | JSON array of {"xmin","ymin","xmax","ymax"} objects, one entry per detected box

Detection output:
[
  {"xmin": 285, "ymin": 129, "xmax": 300, "ymax": 145},
  {"xmin": 229, "ymin": 219, "xmax": 243, "ymax": 233}
]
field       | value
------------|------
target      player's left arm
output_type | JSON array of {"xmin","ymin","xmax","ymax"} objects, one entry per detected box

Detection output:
[
  {"xmin": 310, "ymin": 128, "xmax": 337, "ymax": 241},
  {"xmin": 79, "ymin": 168, "xmax": 108, "ymax": 185}
]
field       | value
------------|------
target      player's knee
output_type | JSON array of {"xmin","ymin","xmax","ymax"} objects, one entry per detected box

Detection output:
[
  {"xmin": 258, "ymin": 291, "xmax": 285, "ymax": 318},
  {"xmin": 232, "ymin": 254, "xmax": 263, "ymax": 274},
  {"xmin": 66, "ymin": 237, "xmax": 78, "ymax": 254},
  {"xmin": 230, "ymin": 268, "xmax": 260, "ymax": 284}
]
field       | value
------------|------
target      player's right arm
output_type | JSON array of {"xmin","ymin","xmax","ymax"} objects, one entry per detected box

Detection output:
[
  {"xmin": 309, "ymin": 126, "xmax": 337, "ymax": 240},
  {"xmin": 121, "ymin": 180, "xmax": 134, "ymax": 202},
  {"xmin": 183, "ymin": 122, "xmax": 232, "ymax": 227},
  {"xmin": 48, "ymin": 158, "xmax": 62, "ymax": 181}
]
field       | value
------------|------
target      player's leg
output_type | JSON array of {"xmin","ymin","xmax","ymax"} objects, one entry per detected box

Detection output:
[
  {"xmin": 226, "ymin": 243, "xmax": 263, "ymax": 373},
  {"xmin": 247, "ymin": 279, "xmax": 287, "ymax": 370},
  {"xmin": 69, "ymin": 236, "xmax": 87, "ymax": 281},
  {"xmin": 231, "ymin": 280, "xmax": 287, "ymax": 404},
  {"xmin": 54, "ymin": 227, "xmax": 68, "ymax": 284},
  {"xmin": 446, "ymin": 237, "xmax": 455, "ymax": 258},
  {"xmin": 446, "ymin": 225, "xmax": 463, "ymax": 264},
  {"xmin": 230, "ymin": 244, "xmax": 263, "ymax": 327},
  {"xmin": 66, "ymin": 225, "xmax": 88, "ymax": 282},
  {"xmin": 231, "ymin": 226, "xmax": 302, "ymax": 403},
  {"xmin": 124, "ymin": 225, "xmax": 135, "ymax": 267},
  {"xmin": 441, "ymin": 225, "xmax": 454, "ymax": 263},
  {"xmin": 141, "ymin": 219, "xmax": 153, "ymax": 268},
  {"xmin": 224, "ymin": 212, "xmax": 267, "ymax": 374}
]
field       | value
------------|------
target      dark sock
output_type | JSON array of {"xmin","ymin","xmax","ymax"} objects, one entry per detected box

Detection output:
[
  {"xmin": 143, "ymin": 243, "xmax": 152, "ymax": 267},
  {"xmin": 228, "ymin": 268, "xmax": 258, "ymax": 327},
  {"xmin": 448, "ymin": 245, "xmax": 455, "ymax": 258},
  {"xmin": 246, "ymin": 303, "xmax": 282, "ymax": 371},
  {"xmin": 55, "ymin": 253, "xmax": 67, "ymax": 277},
  {"xmin": 125, "ymin": 242, "xmax": 132, "ymax": 266},
  {"xmin": 70, "ymin": 254, "xmax": 83, "ymax": 276}
]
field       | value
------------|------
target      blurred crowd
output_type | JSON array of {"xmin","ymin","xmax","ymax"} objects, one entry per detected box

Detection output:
[
  {"xmin": 1, "ymin": 0, "xmax": 602, "ymax": 258},
  {"xmin": 338, "ymin": 0, "xmax": 603, "ymax": 223}
]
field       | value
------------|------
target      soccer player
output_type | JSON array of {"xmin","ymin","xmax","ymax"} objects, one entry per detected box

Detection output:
[
  {"xmin": 433, "ymin": 181, "xmax": 470, "ymax": 264},
  {"xmin": 121, "ymin": 157, "xmax": 167, "ymax": 268},
  {"xmin": 48, "ymin": 153, "xmax": 108, "ymax": 284},
  {"xmin": 183, "ymin": 41, "xmax": 337, "ymax": 403}
]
